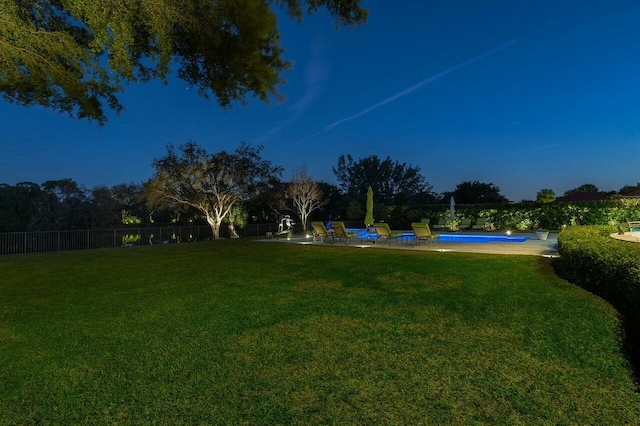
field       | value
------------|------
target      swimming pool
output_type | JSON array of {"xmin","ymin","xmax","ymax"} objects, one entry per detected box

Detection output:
[
  {"xmin": 345, "ymin": 229, "xmax": 529, "ymax": 243},
  {"xmin": 346, "ymin": 228, "xmax": 378, "ymax": 240},
  {"xmin": 435, "ymin": 233, "xmax": 529, "ymax": 243}
]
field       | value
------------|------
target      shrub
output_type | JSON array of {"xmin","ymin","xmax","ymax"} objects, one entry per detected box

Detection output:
[
  {"xmin": 558, "ymin": 226, "xmax": 640, "ymax": 313},
  {"xmin": 383, "ymin": 199, "xmax": 640, "ymax": 231}
]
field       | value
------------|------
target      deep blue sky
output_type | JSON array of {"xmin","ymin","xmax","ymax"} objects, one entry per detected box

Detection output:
[{"xmin": 2, "ymin": 0, "xmax": 639, "ymax": 201}]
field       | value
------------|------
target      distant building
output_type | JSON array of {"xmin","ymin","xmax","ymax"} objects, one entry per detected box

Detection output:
[
  {"xmin": 555, "ymin": 192, "xmax": 608, "ymax": 202},
  {"xmin": 620, "ymin": 189, "xmax": 640, "ymax": 199}
]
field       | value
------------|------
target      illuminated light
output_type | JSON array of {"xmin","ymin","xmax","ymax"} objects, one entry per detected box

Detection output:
[{"xmin": 506, "ymin": 230, "xmax": 512, "ymax": 235}]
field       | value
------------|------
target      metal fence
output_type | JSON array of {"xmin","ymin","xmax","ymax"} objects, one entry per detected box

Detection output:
[{"xmin": 0, "ymin": 223, "xmax": 282, "ymax": 256}]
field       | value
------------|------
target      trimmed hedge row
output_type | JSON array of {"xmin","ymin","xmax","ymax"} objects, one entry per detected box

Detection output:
[
  {"xmin": 557, "ymin": 226, "xmax": 640, "ymax": 313},
  {"xmin": 385, "ymin": 199, "xmax": 640, "ymax": 231}
]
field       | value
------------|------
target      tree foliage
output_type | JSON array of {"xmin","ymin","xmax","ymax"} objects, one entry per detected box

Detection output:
[
  {"xmin": 0, "ymin": 179, "xmax": 199, "ymax": 231},
  {"xmin": 536, "ymin": 188, "xmax": 556, "ymax": 204},
  {"xmin": 619, "ymin": 182, "xmax": 640, "ymax": 195},
  {"xmin": 87, "ymin": 185, "xmax": 123, "ymax": 229},
  {"xmin": 225, "ymin": 204, "xmax": 248, "ymax": 238},
  {"xmin": 0, "ymin": 181, "xmax": 41, "ymax": 232},
  {"xmin": 564, "ymin": 183, "xmax": 599, "ymax": 196},
  {"xmin": 29, "ymin": 178, "xmax": 90, "ymax": 230},
  {"xmin": 332, "ymin": 154, "xmax": 433, "ymax": 206},
  {"xmin": 450, "ymin": 180, "xmax": 509, "ymax": 204},
  {"xmin": 1, "ymin": 0, "xmax": 367, "ymax": 123},
  {"xmin": 285, "ymin": 166, "xmax": 327, "ymax": 231},
  {"xmin": 111, "ymin": 182, "xmax": 145, "ymax": 223},
  {"xmin": 147, "ymin": 141, "xmax": 282, "ymax": 239}
]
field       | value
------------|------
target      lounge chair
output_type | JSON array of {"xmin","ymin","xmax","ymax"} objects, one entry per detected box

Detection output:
[
  {"xmin": 411, "ymin": 222, "xmax": 439, "ymax": 246},
  {"xmin": 458, "ymin": 218, "xmax": 472, "ymax": 230},
  {"xmin": 432, "ymin": 218, "xmax": 447, "ymax": 230},
  {"xmin": 331, "ymin": 221, "xmax": 359, "ymax": 244},
  {"xmin": 472, "ymin": 218, "xmax": 488, "ymax": 231},
  {"xmin": 420, "ymin": 218, "xmax": 430, "ymax": 224},
  {"xmin": 311, "ymin": 221, "xmax": 334, "ymax": 243},
  {"xmin": 628, "ymin": 221, "xmax": 640, "ymax": 232},
  {"xmin": 373, "ymin": 222, "xmax": 403, "ymax": 244}
]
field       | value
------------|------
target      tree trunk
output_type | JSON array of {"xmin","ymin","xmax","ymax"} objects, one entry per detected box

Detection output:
[
  {"xmin": 228, "ymin": 220, "xmax": 239, "ymax": 238},
  {"xmin": 206, "ymin": 215, "xmax": 222, "ymax": 239}
]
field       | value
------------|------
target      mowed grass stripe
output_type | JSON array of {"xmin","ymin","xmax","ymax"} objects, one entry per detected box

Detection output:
[{"xmin": 0, "ymin": 239, "xmax": 638, "ymax": 424}]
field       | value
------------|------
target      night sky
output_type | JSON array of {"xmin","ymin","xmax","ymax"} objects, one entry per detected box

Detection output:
[{"xmin": 1, "ymin": 0, "xmax": 639, "ymax": 201}]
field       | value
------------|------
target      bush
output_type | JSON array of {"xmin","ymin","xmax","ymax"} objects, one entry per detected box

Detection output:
[
  {"xmin": 558, "ymin": 226, "xmax": 640, "ymax": 312},
  {"xmin": 383, "ymin": 199, "xmax": 640, "ymax": 231}
]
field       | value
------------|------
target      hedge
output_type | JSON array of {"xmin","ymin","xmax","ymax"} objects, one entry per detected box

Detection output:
[
  {"xmin": 384, "ymin": 199, "xmax": 640, "ymax": 230},
  {"xmin": 557, "ymin": 226, "xmax": 640, "ymax": 313}
]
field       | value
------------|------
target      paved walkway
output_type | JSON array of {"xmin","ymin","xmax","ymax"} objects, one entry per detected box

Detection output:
[{"xmin": 261, "ymin": 232, "xmax": 560, "ymax": 257}]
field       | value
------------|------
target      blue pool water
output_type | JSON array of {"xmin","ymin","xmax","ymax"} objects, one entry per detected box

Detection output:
[
  {"xmin": 345, "ymin": 229, "xmax": 529, "ymax": 243},
  {"xmin": 435, "ymin": 233, "xmax": 529, "ymax": 243},
  {"xmin": 346, "ymin": 228, "xmax": 378, "ymax": 239}
]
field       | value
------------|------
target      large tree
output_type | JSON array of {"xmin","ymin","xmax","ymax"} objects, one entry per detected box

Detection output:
[
  {"xmin": 285, "ymin": 166, "xmax": 327, "ymax": 231},
  {"xmin": 332, "ymin": 154, "xmax": 433, "ymax": 206},
  {"xmin": 450, "ymin": 181, "xmax": 509, "ymax": 204},
  {"xmin": 563, "ymin": 183, "xmax": 599, "ymax": 196},
  {"xmin": 30, "ymin": 178, "xmax": 90, "ymax": 230},
  {"xmin": 87, "ymin": 185, "xmax": 122, "ymax": 229},
  {"xmin": 147, "ymin": 141, "xmax": 282, "ymax": 239},
  {"xmin": 1, "ymin": 0, "xmax": 367, "ymax": 123},
  {"xmin": 316, "ymin": 181, "xmax": 343, "ymax": 218}
]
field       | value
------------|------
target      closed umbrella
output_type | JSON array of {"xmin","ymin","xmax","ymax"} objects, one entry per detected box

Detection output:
[
  {"xmin": 450, "ymin": 196, "xmax": 456, "ymax": 221},
  {"xmin": 364, "ymin": 186, "xmax": 374, "ymax": 227}
]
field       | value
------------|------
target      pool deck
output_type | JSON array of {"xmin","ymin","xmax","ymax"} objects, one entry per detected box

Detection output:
[
  {"xmin": 260, "ymin": 232, "xmax": 560, "ymax": 257},
  {"xmin": 610, "ymin": 232, "xmax": 640, "ymax": 243}
]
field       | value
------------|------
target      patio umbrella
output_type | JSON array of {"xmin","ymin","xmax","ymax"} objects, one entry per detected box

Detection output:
[
  {"xmin": 364, "ymin": 186, "xmax": 374, "ymax": 227},
  {"xmin": 450, "ymin": 196, "xmax": 456, "ymax": 221}
]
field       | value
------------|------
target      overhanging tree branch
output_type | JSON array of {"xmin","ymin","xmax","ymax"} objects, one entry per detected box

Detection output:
[{"xmin": 0, "ymin": 0, "xmax": 367, "ymax": 123}]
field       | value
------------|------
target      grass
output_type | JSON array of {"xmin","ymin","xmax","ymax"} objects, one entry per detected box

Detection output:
[{"xmin": 1, "ymin": 239, "xmax": 639, "ymax": 424}]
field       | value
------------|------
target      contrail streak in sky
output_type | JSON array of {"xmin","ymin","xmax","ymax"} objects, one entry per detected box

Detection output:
[
  {"xmin": 512, "ymin": 144, "xmax": 557, "ymax": 154},
  {"xmin": 324, "ymin": 38, "xmax": 521, "ymax": 131}
]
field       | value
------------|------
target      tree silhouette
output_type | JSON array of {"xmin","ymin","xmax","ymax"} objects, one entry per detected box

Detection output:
[{"xmin": 451, "ymin": 181, "xmax": 509, "ymax": 204}]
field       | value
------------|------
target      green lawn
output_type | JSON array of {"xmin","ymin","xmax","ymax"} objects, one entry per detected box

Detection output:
[{"xmin": 1, "ymin": 240, "xmax": 638, "ymax": 424}]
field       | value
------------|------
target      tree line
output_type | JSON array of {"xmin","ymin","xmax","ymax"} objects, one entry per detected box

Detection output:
[
  {"xmin": 0, "ymin": 143, "xmax": 439, "ymax": 236},
  {"xmin": 2, "ymin": 141, "xmax": 638, "ymax": 236}
]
